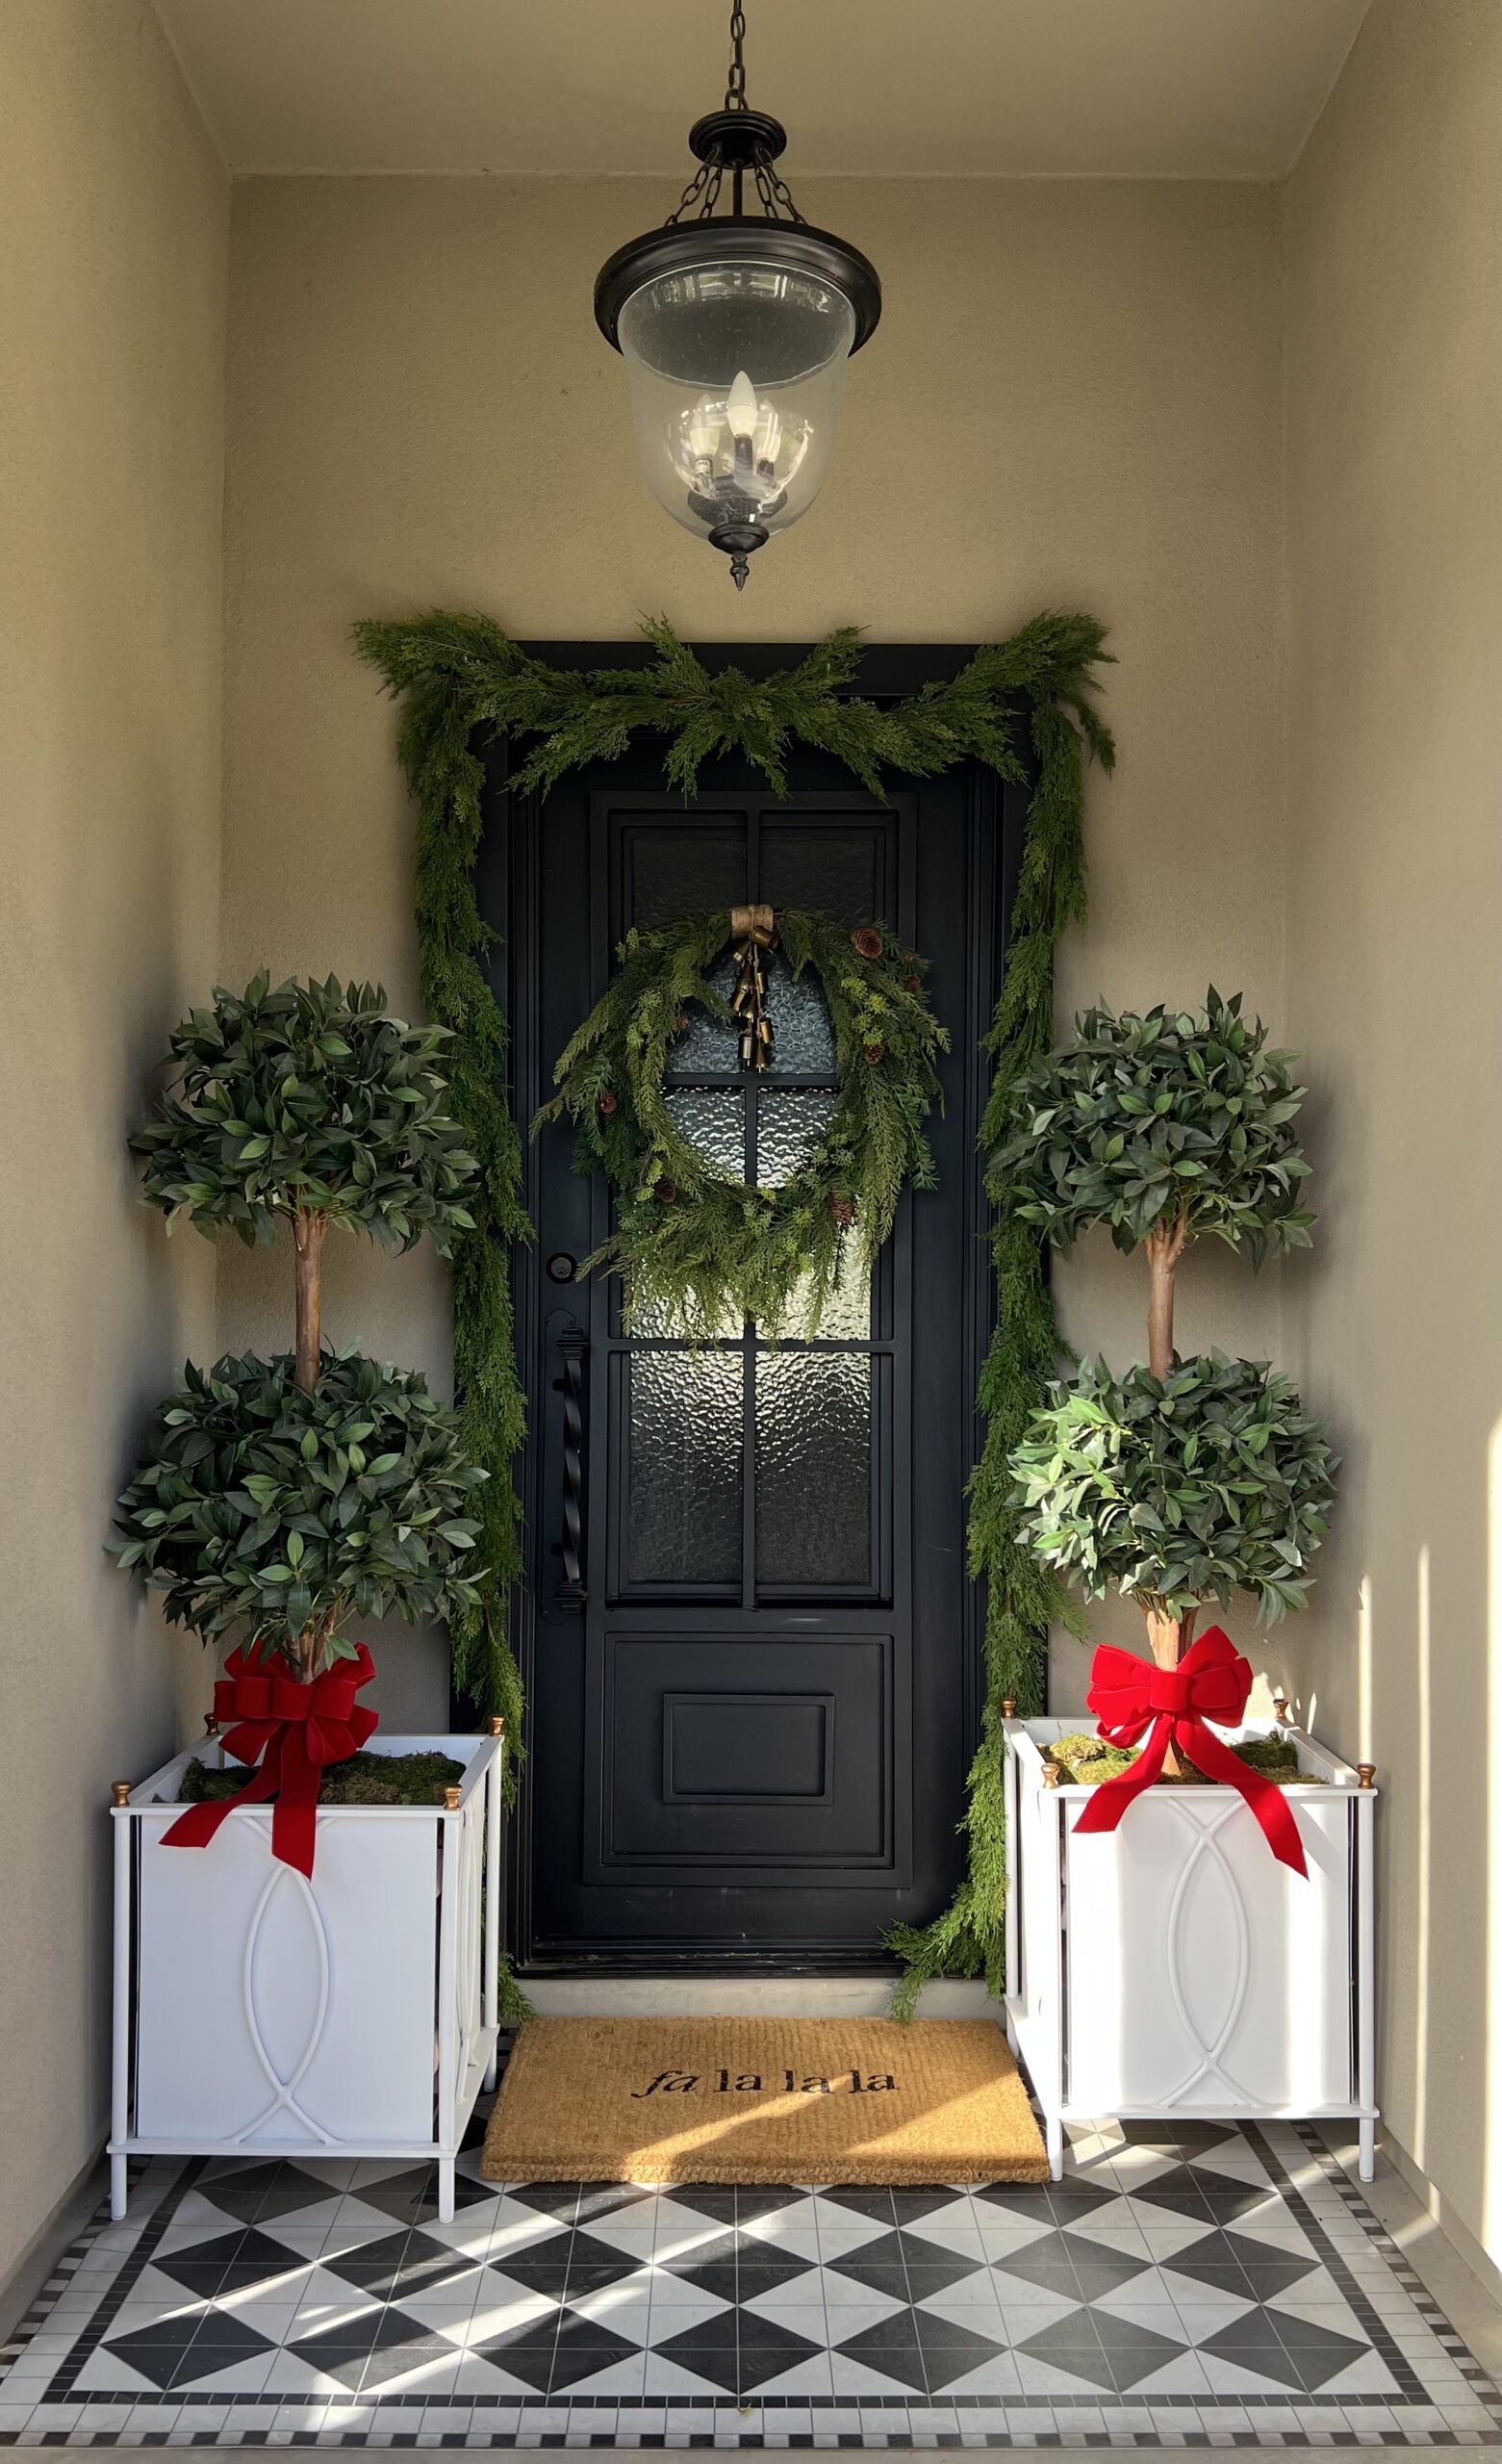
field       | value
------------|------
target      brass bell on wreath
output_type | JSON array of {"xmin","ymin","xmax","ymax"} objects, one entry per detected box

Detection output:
[{"xmin": 729, "ymin": 903, "xmax": 776, "ymax": 1071}]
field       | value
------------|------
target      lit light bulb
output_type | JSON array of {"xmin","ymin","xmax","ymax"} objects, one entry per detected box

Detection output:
[
  {"xmin": 688, "ymin": 398, "xmax": 722, "ymax": 463},
  {"xmin": 726, "ymin": 370, "xmax": 759, "ymax": 441}
]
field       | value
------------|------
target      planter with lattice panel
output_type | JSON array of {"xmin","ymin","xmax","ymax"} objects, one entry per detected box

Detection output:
[
  {"xmin": 107, "ymin": 975, "xmax": 511, "ymax": 2220},
  {"xmin": 996, "ymin": 993, "xmax": 1375, "ymax": 2180}
]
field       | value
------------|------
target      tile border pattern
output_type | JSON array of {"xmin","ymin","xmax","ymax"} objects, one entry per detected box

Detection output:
[{"xmin": 0, "ymin": 2114, "xmax": 1496, "ymax": 2450}]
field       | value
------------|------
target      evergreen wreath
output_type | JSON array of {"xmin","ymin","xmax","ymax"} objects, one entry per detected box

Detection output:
[
  {"xmin": 537, "ymin": 910, "xmax": 947, "ymax": 1338},
  {"xmin": 354, "ymin": 608, "xmax": 1114, "ymax": 2008}
]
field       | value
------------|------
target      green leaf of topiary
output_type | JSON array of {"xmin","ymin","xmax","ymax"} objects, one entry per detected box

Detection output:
[
  {"xmin": 993, "ymin": 989, "xmax": 1314, "ymax": 1262},
  {"xmin": 1010, "ymin": 1352, "xmax": 1337, "ymax": 1625},
  {"xmin": 109, "ymin": 1348, "xmax": 489, "ymax": 1667},
  {"xmin": 130, "ymin": 975, "xmax": 480, "ymax": 1257}
]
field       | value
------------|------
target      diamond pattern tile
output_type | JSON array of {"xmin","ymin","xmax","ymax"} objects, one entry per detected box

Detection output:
[
  {"xmin": 151, "ymin": 2225, "xmax": 308, "ymax": 2300},
  {"xmin": 1017, "ymin": 2306, "xmax": 1190, "ymax": 2394},
  {"xmin": 194, "ymin": 2161, "xmax": 336, "ymax": 2228},
  {"xmin": 350, "ymin": 2166, "xmax": 496, "ymax": 2227},
  {"xmin": 287, "ymin": 2305, "xmax": 449, "ymax": 2394},
  {"xmin": 1163, "ymin": 2224, "xmax": 1321, "ymax": 2301},
  {"xmin": 1198, "ymin": 2307, "xmax": 1374, "ymax": 2392},
  {"xmin": 1131, "ymin": 2163, "xmax": 1276, "ymax": 2225},
  {"xmin": 104, "ymin": 2308, "xmax": 275, "ymax": 2393},
  {"xmin": 992, "ymin": 2223, "xmax": 1151, "ymax": 2299},
  {"xmin": 321, "ymin": 2225, "xmax": 479, "ymax": 2301},
  {"xmin": 823, "ymin": 2223, "xmax": 980, "ymax": 2300},
  {"xmin": 976, "ymin": 2173, "xmax": 1118, "ymax": 2223},
  {"xmin": 4, "ymin": 2103, "xmax": 1495, "ymax": 2446}
]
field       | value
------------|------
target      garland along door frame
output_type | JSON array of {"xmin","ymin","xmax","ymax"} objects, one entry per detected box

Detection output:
[{"xmin": 473, "ymin": 644, "xmax": 1033, "ymax": 1974}]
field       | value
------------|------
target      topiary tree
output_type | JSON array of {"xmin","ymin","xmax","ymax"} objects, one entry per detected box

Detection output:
[
  {"xmin": 131, "ymin": 972, "xmax": 478, "ymax": 1393},
  {"xmin": 996, "ymin": 988, "xmax": 1312, "ymax": 1385},
  {"xmin": 1000, "ymin": 991, "xmax": 1336, "ymax": 1757},
  {"xmin": 111, "ymin": 1349, "xmax": 486, "ymax": 1681}
]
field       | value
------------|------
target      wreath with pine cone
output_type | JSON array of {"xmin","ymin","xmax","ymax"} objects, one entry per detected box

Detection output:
[{"xmin": 537, "ymin": 908, "xmax": 948, "ymax": 1336}]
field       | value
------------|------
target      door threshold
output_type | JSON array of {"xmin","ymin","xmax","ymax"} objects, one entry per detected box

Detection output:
[{"xmin": 517, "ymin": 1975, "xmax": 996, "ymax": 2018}]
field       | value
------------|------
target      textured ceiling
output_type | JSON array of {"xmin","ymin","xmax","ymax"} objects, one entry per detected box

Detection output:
[{"xmin": 154, "ymin": 0, "xmax": 1373, "ymax": 180}]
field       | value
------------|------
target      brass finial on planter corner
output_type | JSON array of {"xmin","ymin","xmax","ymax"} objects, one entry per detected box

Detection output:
[
  {"xmin": 484, "ymin": 1714, "xmax": 505, "ymax": 1736},
  {"xmin": 1273, "ymin": 1694, "xmax": 1291, "ymax": 1725},
  {"xmin": 443, "ymin": 1784, "xmax": 462, "ymax": 1810},
  {"xmin": 111, "ymin": 1782, "xmax": 132, "ymax": 1808},
  {"xmin": 1040, "ymin": 1753, "xmax": 1061, "ymax": 1789},
  {"xmin": 1001, "ymin": 1697, "xmax": 1017, "ymax": 1720},
  {"xmin": 1357, "ymin": 1762, "xmax": 1376, "ymax": 1789},
  {"xmin": 204, "ymin": 1711, "xmax": 220, "ymax": 1737}
]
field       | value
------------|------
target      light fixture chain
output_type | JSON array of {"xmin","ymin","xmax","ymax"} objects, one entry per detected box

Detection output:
[
  {"xmin": 753, "ymin": 157, "xmax": 807, "ymax": 226},
  {"xmin": 725, "ymin": 0, "xmax": 748, "ymax": 109},
  {"xmin": 665, "ymin": 160, "xmax": 714, "ymax": 227}
]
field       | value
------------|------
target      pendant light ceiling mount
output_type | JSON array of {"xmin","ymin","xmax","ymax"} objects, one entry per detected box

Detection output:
[{"xmin": 594, "ymin": 1, "xmax": 881, "ymax": 588}]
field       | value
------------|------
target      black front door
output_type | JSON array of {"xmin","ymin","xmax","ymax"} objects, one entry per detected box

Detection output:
[{"xmin": 483, "ymin": 647, "xmax": 1025, "ymax": 1973}]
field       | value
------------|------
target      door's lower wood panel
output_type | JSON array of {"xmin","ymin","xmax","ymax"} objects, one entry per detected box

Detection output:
[{"xmin": 590, "ymin": 1632, "xmax": 897, "ymax": 1884}]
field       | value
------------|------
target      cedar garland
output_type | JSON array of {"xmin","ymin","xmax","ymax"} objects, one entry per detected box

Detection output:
[{"xmin": 355, "ymin": 609, "xmax": 1113, "ymax": 2006}]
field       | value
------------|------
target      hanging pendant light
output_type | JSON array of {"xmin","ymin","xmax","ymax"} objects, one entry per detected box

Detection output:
[{"xmin": 594, "ymin": 0, "xmax": 881, "ymax": 589}]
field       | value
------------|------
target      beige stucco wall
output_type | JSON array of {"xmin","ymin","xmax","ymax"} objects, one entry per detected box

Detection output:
[
  {"xmin": 0, "ymin": 0, "xmax": 1496, "ymax": 2300},
  {"xmin": 0, "ymin": 3, "xmax": 227, "ymax": 2286},
  {"xmin": 219, "ymin": 170, "xmax": 1287, "ymax": 1725},
  {"xmin": 1277, "ymin": 0, "xmax": 1502, "ymax": 2275}
]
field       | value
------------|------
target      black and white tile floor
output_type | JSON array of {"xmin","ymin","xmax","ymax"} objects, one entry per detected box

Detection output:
[{"xmin": 2, "ymin": 2103, "xmax": 1496, "ymax": 2449}]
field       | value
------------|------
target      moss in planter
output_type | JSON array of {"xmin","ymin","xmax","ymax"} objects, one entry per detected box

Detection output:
[
  {"xmin": 179, "ymin": 1750, "xmax": 467, "ymax": 1808},
  {"xmin": 1048, "ymin": 1732, "xmax": 1315, "ymax": 1786}
]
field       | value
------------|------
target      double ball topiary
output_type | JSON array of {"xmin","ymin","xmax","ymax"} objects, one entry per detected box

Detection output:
[
  {"xmin": 1003, "ymin": 988, "xmax": 1336, "ymax": 1686},
  {"xmin": 115, "ymin": 973, "xmax": 494, "ymax": 1699}
]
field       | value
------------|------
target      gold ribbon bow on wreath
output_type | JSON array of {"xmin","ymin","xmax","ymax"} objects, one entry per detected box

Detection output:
[{"xmin": 536, "ymin": 906, "xmax": 949, "ymax": 1340}]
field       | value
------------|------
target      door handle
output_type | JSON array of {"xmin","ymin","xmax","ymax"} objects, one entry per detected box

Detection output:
[{"xmin": 551, "ymin": 1324, "xmax": 587, "ymax": 1611}]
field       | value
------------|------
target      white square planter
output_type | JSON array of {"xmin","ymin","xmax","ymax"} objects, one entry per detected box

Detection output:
[
  {"xmin": 110, "ymin": 1730, "xmax": 505, "ymax": 2222},
  {"xmin": 1003, "ymin": 1714, "xmax": 1377, "ymax": 2182}
]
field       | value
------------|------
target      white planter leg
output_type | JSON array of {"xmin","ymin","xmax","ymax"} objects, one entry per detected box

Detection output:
[
  {"xmin": 111, "ymin": 1803, "xmax": 132, "ymax": 2223},
  {"xmin": 1004, "ymin": 2009, "xmax": 1019, "ymax": 2059},
  {"xmin": 483, "ymin": 1741, "xmax": 501, "ymax": 2095},
  {"xmin": 1046, "ymin": 2113, "xmax": 1063, "ymax": 2181},
  {"xmin": 437, "ymin": 2156, "xmax": 455, "ymax": 2223},
  {"xmin": 1359, "ymin": 2120, "xmax": 1376, "ymax": 2183}
]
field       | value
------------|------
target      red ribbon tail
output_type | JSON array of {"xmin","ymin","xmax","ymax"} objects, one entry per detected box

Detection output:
[
  {"xmin": 1180, "ymin": 1719, "xmax": 1309, "ymax": 1876},
  {"xmin": 268, "ymin": 1720, "xmax": 321, "ymax": 1880},
  {"xmin": 1072, "ymin": 1713, "xmax": 1172, "ymax": 1834},
  {"xmin": 160, "ymin": 1745, "xmax": 282, "ymax": 1853}
]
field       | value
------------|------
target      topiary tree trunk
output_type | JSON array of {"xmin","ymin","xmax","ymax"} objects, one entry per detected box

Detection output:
[
  {"xmin": 293, "ymin": 1207, "xmax": 328, "ymax": 1395},
  {"xmin": 1143, "ymin": 1206, "xmax": 1187, "ymax": 1386}
]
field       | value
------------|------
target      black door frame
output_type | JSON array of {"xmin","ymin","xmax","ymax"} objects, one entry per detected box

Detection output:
[{"xmin": 465, "ymin": 643, "xmax": 1036, "ymax": 1975}]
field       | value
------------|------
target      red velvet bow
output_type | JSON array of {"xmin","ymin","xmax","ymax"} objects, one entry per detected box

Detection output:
[
  {"xmin": 162, "ymin": 1638, "xmax": 379, "ymax": 1879},
  {"xmin": 1071, "ymin": 1626, "xmax": 1307, "ymax": 1876}
]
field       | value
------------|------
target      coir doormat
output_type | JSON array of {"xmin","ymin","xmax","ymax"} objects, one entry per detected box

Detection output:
[{"xmin": 479, "ymin": 2016, "xmax": 1049, "ymax": 2186}]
